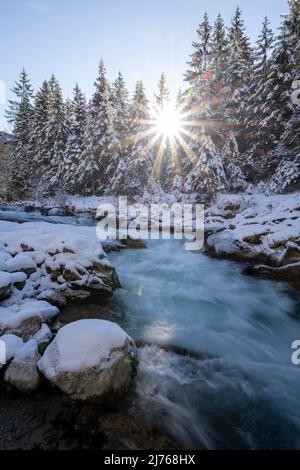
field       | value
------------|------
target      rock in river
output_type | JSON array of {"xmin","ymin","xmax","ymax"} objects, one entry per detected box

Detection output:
[{"xmin": 38, "ymin": 319, "xmax": 138, "ymax": 402}]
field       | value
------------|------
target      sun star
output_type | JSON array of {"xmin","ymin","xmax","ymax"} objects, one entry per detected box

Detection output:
[
  {"xmin": 132, "ymin": 99, "xmax": 218, "ymax": 182},
  {"xmin": 154, "ymin": 105, "xmax": 184, "ymax": 138}
]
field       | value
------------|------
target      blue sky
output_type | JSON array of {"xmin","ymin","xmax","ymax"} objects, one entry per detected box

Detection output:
[{"xmin": 0, "ymin": 0, "xmax": 288, "ymax": 131}]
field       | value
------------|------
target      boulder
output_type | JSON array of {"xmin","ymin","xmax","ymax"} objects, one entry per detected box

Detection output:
[
  {"xmin": 6, "ymin": 253, "xmax": 37, "ymax": 276},
  {"xmin": 120, "ymin": 237, "xmax": 147, "ymax": 249},
  {"xmin": 0, "ymin": 311, "xmax": 43, "ymax": 341},
  {"xmin": 4, "ymin": 340, "xmax": 41, "ymax": 392},
  {"xmin": 37, "ymin": 290, "xmax": 67, "ymax": 308},
  {"xmin": 11, "ymin": 271, "xmax": 27, "ymax": 290},
  {"xmin": 38, "ymin": 319, "xmax": 138, "ymax": 402},
  {"xmin": 243, "ymin": 262, "xmax": 300, "ymax": 284},
  {"xmin": 0, "ymin": 301, "xmax": 58, "ymax": 341}
]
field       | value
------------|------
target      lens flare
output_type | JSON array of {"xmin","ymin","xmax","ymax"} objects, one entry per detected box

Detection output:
[{"xmin": 155, "ymin": 106, "xmax": 183, "ymax": 138}]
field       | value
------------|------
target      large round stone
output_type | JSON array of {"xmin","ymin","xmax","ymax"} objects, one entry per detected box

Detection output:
[{"xmin": 38, "ymin": 319, "xmax": 138, "ymax": 402}]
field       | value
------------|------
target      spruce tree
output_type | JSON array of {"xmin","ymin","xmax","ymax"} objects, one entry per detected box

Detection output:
[
  {"xmin": 225, "ymin": 6, "xmax": 253, "ymax": 144},
  {"xmin": 112, "ymin": 71, "xmax": 130, "ymax": 174},
  {"xmin": 39, "ymin": 75, "xmax": 68, "ymax": 195},
  {"xmin": 255, "ymin": 16, "xmax": 275, "ymax": 79},
  {"xmin": 154, "ymin": 73, "xmax": 170, "ymax": 110},
  {"xmin": 57, "ymin": 84, "xmax": 87, "ymax": 194},
  {"xmin": 30, "ymin": 80, "xmax": 50, "ymax": 192},
  {"xmin": 210, "ymin": 14, "xmax": 228, "ymax": 84},
  {"xmin": 5, "ymin": 69, "xmax": 34, "ymax": 198},
  {"xmin": 268, "ymin": 1, "xmax": 300, "ymax": 193},
  {"xmin": 77, "ymin": 60, "xmax": 118, "ymax": 195},
  {"xmin": 111, "ymin": 80, "xmax": 157, "ymax": 197},
  {"xmin": 242, "ymin": 17, "xmax": 274, "ymax": 169},
  {"xmin": 226, "ymin": 6, "xmax": 253, "ymax": 89},
  {"xmin": 185, "ymin": 13, "xmax": 212, "ymax": 84}
]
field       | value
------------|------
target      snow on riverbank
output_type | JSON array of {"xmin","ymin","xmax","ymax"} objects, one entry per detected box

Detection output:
[
  {"xmin": 0, "ymin": 220, "xmax": 119, "ymax": 306},
  {"xmin": 0, "ymin": 220, "xmax": 137, "ymax": 398},
  {"xmin": 205, "ymin": 191, "xmax": 300, "ymax": 282},
  {"xmin": 0, "ymin": 220, "xmax": 120, "ymax": 359}
]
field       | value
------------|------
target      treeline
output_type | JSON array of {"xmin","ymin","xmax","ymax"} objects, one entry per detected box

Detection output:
[
  {"xmin": 6, "ymin": 63, "xmax": 159, "ymax": 199},
  {"xmin": 5, "ymin": 1, "xmax": 300, "ymax": 201}
]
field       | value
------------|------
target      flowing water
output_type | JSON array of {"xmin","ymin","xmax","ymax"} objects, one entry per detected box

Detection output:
[
  {"xmin": 1, "ymin": 208, "xmax": 300, "ymax": 449},
  {"xmin": 108, "ymin": 240, "xmax": 300, "ymax": 449}
]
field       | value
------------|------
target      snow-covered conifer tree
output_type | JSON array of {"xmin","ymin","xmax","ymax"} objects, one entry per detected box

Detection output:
[
  {"xmin": 210, "ymin": 14, "xmax": 228, "ymax": 85},
  {"xmin": 5, "ymin": 69, "xmax": 34, "ymax": 198},
  {"xmin": 76, "ymin": 60, "xmax": 118, "ymax": 194},
  {"xmin": 111, "ymin": 80, "xmax": 158, "ymax": 197},
  {"xmin": 225, "ymin": 6, "xmax": 253, "ymax": 137},
  {"xmin": 185, "ymin": 13, "xmax": 212, "ymax": 85},
  {"xmin": 57, "ymin": 84, "xmax": 87, "ymax": 194},
  {"xmin": 37, "ymin": 75, "xmax": 68, "ymax": 195}
]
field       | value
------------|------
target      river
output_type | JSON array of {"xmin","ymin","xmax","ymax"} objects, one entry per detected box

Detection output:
[{"xmin": 107, "ymin": 239, "xmax": 300, "ymax": 449}]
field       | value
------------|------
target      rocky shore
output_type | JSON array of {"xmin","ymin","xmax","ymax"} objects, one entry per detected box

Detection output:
[
  {"xmin": 0, "ymin": 220, "xmax": 139, "ymax": 405},
  {"xmin": 205, "ymin": 192, "xmax": 300, "ymax": 288}
]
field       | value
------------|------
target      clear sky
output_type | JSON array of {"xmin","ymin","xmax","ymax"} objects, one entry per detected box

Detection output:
[{"xmin": 0, "ymin": 0, "xmax": 288, "ymax": 131}]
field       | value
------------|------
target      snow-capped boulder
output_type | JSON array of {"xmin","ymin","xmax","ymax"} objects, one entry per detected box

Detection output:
[
  {"xmin": 0, "ymin": 300, "xmax": 58, "ymax": 341},
  {"xmin": 36, "ymin": 290, "xmax": 67, "ymax": 308},
  {"xmin": 0, "ymin": 309, "xmax": 42, "ymax": 341},
  {"xmin": 11, "ymin": 271, "xmax": 27, "ymax": 290},
  {"xmin": 6, "ymin": 253, "xmax": 37, "ymax": 276},
  {"xmin": 38, "ymin": 319, "xmax": 138, "ymax": 402},
  {"xmin": 0, "ymin": 271, "xmax": 12, "ymax": 300},
  {"xmin": 5, "ymin": 340, "xmax": 41, "ymax": 392}
]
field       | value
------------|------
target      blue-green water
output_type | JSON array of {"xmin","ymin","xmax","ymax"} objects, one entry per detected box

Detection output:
[{"xmin": 109, "ymin": 240, "xmax": 300, "ymax": 449}]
